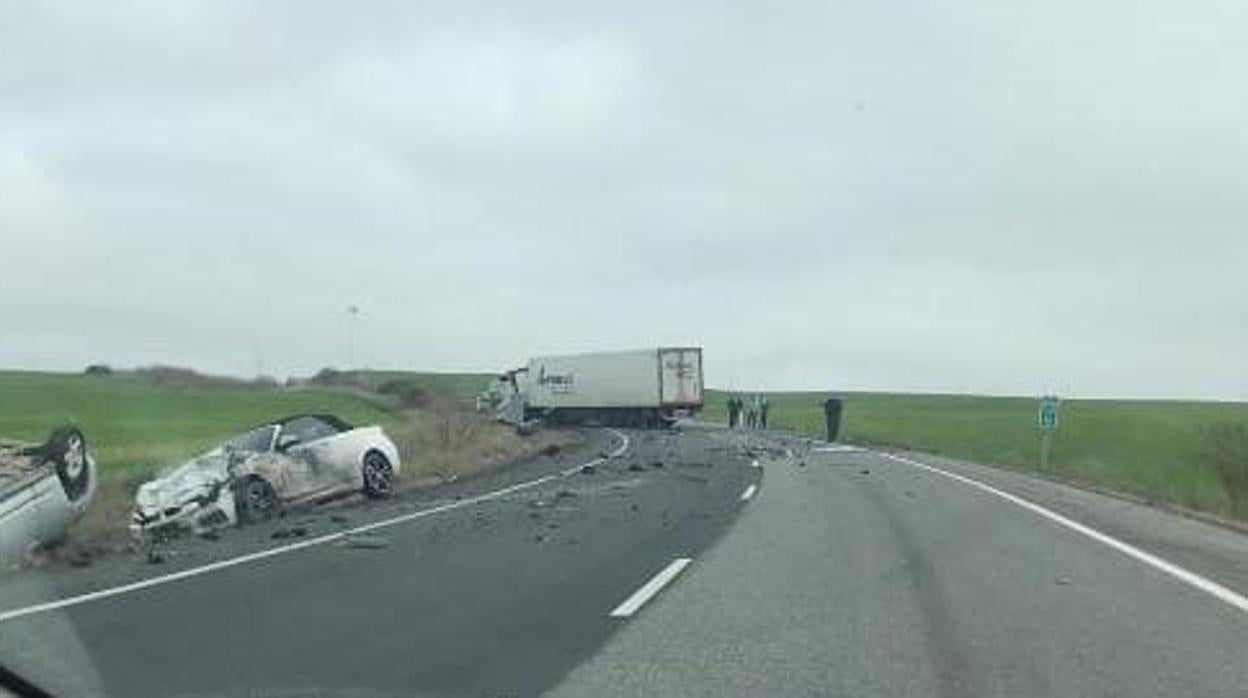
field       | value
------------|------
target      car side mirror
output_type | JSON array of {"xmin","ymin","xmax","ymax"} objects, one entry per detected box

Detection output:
[{"xmin": 276, "ymin": 434, "xmax": 300, "ymax": 451}]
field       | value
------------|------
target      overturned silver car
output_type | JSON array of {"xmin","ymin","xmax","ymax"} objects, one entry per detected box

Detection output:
[
  {"xmin": 0, "ymin": 426, "xmax": 97, "ymax": 564},
  {"xmin": 132, "ymin": 414, "xmax": 400, "ymax": 537}
]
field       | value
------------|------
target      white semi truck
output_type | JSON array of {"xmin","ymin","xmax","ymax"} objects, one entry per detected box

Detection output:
[{"xmin": 483, "ymin": 347, "xmax": 704, "ymax": 428}]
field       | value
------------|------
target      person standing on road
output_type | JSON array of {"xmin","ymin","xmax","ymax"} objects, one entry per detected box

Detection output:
[
  {"xmin": 759, "ymin": 396, "xmax": 770, "ymax": 430},
  {"xmin": 823, "ymin": 395, "xmax": 843, "ymax": 442},
  {"xmin": 727, "ymin": 395, "xmax": 740, "ymax": 428},
  {"xmin": 746, "ymin": 395, "xmax": 758, "ymax": 429}
]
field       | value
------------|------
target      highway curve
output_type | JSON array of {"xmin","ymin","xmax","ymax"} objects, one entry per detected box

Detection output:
[{"xmin": 2, "ymin": 425, "xmax": 1248, "ymax": 697}]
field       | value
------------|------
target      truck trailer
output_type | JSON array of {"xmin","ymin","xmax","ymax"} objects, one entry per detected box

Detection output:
[{"xmin": 517, "ymin": 347, "xmax": 704, "ymax": 427}]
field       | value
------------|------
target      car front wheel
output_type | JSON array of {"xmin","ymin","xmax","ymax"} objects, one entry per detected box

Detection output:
[
  {"xmin": 362, "ymin": 451, "xmax": 394, "ymax": 499},
  {"xmin": 234, "ymin": 475, "xmax": 278, "ymax": 524}
]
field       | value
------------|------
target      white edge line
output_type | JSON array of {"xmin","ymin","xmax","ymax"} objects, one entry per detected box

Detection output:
[
  {"xmin": 608, "ymin": 557, "xmax": 693, "ymax": 618},
  {"xmin": 740, "ymin": 484, "xmax": 758, "ymax": 501},
  {"xmin": 878, "ymin": 452, "xmax": 1248, "ymax": 615},
  {"xmin": 0, "ymin": 428, "xmax": 632, "ymax": 625}
]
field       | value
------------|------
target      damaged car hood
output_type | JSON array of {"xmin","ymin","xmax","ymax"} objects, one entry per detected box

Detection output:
[{"xmin": 134, "ymin": 449, "xmax": 233, "ymax": 515}]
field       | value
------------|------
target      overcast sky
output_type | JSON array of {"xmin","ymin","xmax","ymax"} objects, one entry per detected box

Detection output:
[{"xmin": 2, "ymin": 2, "xmax": 1245, "ymax": 399}]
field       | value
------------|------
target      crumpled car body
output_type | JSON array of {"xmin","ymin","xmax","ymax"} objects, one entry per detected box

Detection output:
[
  {"xmin": 132, "ymin": 414, "xmax": 400, "ymax": 537},
  {"xmin": 0, "ymin": 426, "xmax": 97, "ymax": 564}
]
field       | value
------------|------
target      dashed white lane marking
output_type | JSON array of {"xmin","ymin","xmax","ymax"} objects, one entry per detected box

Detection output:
[
  {"xmin": 879, "ymin": 452, "xmax": 1248, "ymax": 615},
  {"xmin": 609, "ymin": 557, "xmax": 693, "ymax": 618},
  {"xmin": 0, "ymin": 430, "xmax": 632, "ymax": 626},
  {"xmin": 751, "ymin": 459, "xmax": 761, "ymax": 468},
  {"xmin": 813, "ymin": 444, "xmax": 863, "ymax": 453},
  {"xmin": 740, "ymin": 484, "xmax": 758, "ymax": 501}
]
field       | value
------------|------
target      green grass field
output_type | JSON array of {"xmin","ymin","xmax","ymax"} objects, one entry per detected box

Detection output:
[
  {"xmin": 705, "ymin": 391, "xmax": 1248, "ymax": 519},
  {"xmin": 0, "ymin": 370, "xmax": 408, "ymax": 473}
]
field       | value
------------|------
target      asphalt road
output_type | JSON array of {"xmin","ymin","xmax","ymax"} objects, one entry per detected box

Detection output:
[
  {"xmin": 2, "ymin": 425, "xmax": 1248, "ymax": 697},
  {"xmin": 548, "ymin": 440, "xmax": 1248, "ymax": 698},
  {"xmin": 0, "ymin": 426, "xmax": 758, "ymax": 697}
]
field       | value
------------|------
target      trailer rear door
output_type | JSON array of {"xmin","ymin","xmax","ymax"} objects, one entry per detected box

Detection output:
[{"xmin": 658, "ymin": 348, "xmax": 703, "ymax": 407}]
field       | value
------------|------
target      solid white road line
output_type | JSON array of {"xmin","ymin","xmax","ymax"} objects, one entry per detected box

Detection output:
[
  {"xmin": 0, "ymin": 429, "xmax": 632, "ymax": 626},
  {"xmin": 609, "ymin": 558, "xmax": 693, "ymax": 618},
  {"xmin": 878, "ymin": 452, "xmax": 1248, "ymax": 615},
  {"xmin": 740, "ymin": 484, "xmax": 758, "ymax": 501}
]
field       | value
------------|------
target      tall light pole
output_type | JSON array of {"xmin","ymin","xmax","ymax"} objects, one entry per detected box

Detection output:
[{"xmin": 347, "ymin": 305, "xmax": 360, "ymax": 369}]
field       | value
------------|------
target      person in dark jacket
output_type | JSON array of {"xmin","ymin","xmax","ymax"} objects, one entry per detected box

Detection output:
[
  {"xmin": 727, "ymin": 395, "xmax": 740, "ymax": 428},
  {"xmin": 759, "ymin": 396, "xmax": 770, "ymax": 429}
]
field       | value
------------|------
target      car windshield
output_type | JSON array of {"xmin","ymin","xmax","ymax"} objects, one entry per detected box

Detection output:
[
  {"xmin": 4, "ymin": 3, "xmax": 1248, "ymax": 698},
  {"xmin": 223, "ymin": 426, "xmax": 276, "ymax": 453}
]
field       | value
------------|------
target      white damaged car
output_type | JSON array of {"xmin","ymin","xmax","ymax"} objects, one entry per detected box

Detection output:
[
  {"xmin": 0, "ymin": 426, "xmax": 97, "ymax": 564},
  {"xmin": 132, "ymin": 414, "xmax": 400, "ymax": 537}
]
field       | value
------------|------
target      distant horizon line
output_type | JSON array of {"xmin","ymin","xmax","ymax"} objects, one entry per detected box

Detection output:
[{"xmin": 1, "ymin": 365, "xmax": 1243, "ymax": 404}]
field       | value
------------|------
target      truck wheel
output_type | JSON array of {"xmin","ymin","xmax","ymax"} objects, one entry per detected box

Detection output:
[
  {"xmin": 361, "ymin": 451, "xmax": 394, "ymax": 499},
  {"xmin": 234, "ymin": 475, "xmax": 278, "ymax": 524},
  {"xmin": 45, "ymin": 426, "xmax": 91, "ymax": 503}
]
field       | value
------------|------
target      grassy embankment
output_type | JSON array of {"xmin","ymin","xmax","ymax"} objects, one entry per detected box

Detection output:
[
  {"xmin": 0, "ymin": 368, "xmax": 574, "ymax": 543},
  {"xmin": 705, "ymin": 390, "xmax": 1248, "ymax": 520}
]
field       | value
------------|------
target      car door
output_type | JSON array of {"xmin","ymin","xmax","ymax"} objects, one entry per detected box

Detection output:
[{"xmin": 279, "ymin": 417, "xmax": 360, "ymax": 496}]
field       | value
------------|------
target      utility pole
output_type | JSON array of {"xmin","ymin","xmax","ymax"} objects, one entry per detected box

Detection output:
[{"xmin": 347, "ymin": 305, "xmax": 360, "ymax": 369}]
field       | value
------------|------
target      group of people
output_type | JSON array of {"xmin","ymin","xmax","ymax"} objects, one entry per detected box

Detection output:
[{"xmin": 727, "ymin": 394, "xmax": 769, "ymax": 430}]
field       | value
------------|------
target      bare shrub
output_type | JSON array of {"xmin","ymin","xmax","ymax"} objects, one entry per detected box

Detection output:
[{"xmin": 1205, "ymin": 422, "xmax": 1248, "ymax": 519}]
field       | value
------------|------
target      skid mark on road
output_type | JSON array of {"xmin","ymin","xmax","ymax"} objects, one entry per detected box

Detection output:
[
  {"xmin": 0, "ymin": 430, "xmax": 632, "ymax": 626},
  {"xmin": 879, "ymin": 452, "xmax": 1248, "ymax": 616},
  {"xmin": 853, "ymin": 473, "xmax": 973, "ymax": 698}
]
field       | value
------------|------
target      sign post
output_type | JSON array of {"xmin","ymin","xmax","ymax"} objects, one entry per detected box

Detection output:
[{"xmin": 1037, "ymin": 395, "xmax": 1060, "ymax": 469}]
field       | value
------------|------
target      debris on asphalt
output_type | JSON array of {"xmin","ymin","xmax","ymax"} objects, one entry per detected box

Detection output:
[
  {"xmin": 528, "ymin": 499, "xmax": 549, "ymax": 509},
  {"xmin": 1056, "ymin": 576, "xmax": 1073, "ymax": 586},
  {"xmin": 630, "ymin": 503, "xmax": 640, "ymax": 512},
  {"xmin": 628, "ymin": 463, "xmax": 645, "ymax": 472},
  {"xmin": 67, "ymin": 550, "xmax": 93, "ymax": 568},
  {"xmin": 271, "ymin": 528, "xmax": 293, "ymax": 540},
  {"xmin": 330, "ymin": 515, "xmax": 350, "ymax": 525},
  {"xmin": 554, "ymin": 489, "xmax": 577, "ymax": 501},
  {"xmin": 580, "ymin": 464, "xmax": 597, "ymax": 475},
  {"xmin": 289, "ymin": 526, "xmax": 308, "ymax": 537},
  {"xmin": 651, "ymin": 460, "xmax": 665, "ymax": 469},
  {"xmin": 540, "ymin": 444, "xmax": 562, "ymax": 458},
  {"xmin": 534, "ymin": 534, "xmax": 547, "ymax": 543},
  {"xmin": 904, "ymin": 491, "xmax": 916, "ymax": 499},
  {"xmin": 199, "ymin": 530, "xmax": 221, "ymax": 541},
  {"xmin": 146, "ymin": 549, "xmax": 167, "ymax": 565},
  {"xmin": 339, "ymin": 535, "xmax": 389, "ymax": 549},
  {"xmin": 860, "ymin": 469, "xmax": 870, "ymax": 475}
]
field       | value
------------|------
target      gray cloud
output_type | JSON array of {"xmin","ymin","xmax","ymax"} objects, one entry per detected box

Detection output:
[{"xmin": 2, "ymin": 1, "xmax": 1245, "ymax": 398}]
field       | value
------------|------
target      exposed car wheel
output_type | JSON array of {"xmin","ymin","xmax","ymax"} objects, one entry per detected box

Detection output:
[
  {"xmin": 44, "ymin": 426, "xmax": 91, "ymax": 503},
  {"xmin": 361, "ymin": 451, "xmax": 394, "ymax": 499},
  {"xmin": 233, "ymin": 475, "xmax": 278, "ymax": 524}
]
